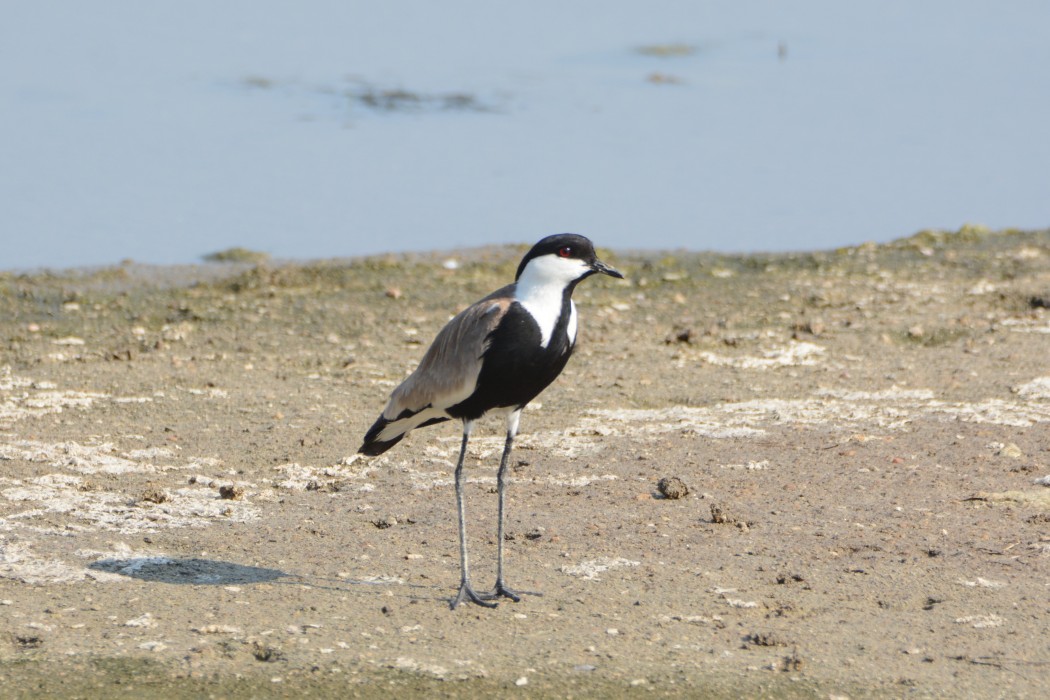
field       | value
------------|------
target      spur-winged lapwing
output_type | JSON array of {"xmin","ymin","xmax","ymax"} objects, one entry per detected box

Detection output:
[{"xmin": 359, "ymin": 234, "xmax": 623, "ymax": 609}]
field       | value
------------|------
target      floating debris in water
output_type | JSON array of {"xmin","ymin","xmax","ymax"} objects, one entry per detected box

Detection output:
[
  {"xmin": 636, "ymin": 43, "xmax": 697, "ymax": 58},
  {"xmin": 349, "ymin": 83, "xmax": 494, "ymax": 114}
]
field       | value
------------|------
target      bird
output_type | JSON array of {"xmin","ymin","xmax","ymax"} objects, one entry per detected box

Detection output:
[{"xmin": 358, "ymin": 233, "xmax": 623, "ymax": 609}]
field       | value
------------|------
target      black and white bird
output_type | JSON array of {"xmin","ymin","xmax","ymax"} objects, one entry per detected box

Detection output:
[{"xmin": 359, "ymin": 234, "xmax": 623, "ymax": 609}]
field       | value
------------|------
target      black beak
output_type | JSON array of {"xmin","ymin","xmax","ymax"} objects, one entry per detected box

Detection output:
[{"xmin": 591, "ymin": 258, "xmax": 624, "ymax": 280}]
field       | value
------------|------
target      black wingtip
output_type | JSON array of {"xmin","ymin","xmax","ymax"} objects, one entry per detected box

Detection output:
[
  {"xmin": 358, "ymin": 414, "xmax": 406, "ymax": 456},
  {"xmin": 358, "ymin": 435, "xmax": 402, "ymax": 456}
]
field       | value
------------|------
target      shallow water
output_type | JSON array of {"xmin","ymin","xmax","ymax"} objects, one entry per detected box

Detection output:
[{"xmin": 2, "ymin": 1, "xmax": 1049, "ymax": 269}]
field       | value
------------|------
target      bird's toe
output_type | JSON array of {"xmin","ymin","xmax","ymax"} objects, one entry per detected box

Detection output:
[
  {"xmin": 451, "ymin": 582, "xmax": 499, "ymax": 610},
  {"xmin": 481, "ymin": 582, "xmax": 542, "ymax": 603}
]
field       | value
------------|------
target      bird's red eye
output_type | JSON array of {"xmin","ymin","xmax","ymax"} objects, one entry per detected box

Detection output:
[{"xmin": 557, "ymin": 246, "xmax": 573, "ymax": 258}]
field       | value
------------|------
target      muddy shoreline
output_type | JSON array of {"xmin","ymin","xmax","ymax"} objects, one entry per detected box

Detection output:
[{"xmin": 2, "ymin": 229, "xmax": 1049, "ymax": 698}]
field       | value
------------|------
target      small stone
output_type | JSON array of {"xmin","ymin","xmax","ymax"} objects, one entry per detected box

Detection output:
[
  {"xmin": 195, "ymin": 624, "xmax": 241, "ymax": 635},
  {"xmin": 140, "ymin": 489, "xmax": 169, "ymax": 504},
  {"xmin": 805, "ymin": 318, "xmax": 825, "ymax": 335},
  {"xmin": 746, "ymin": 631, "xmax": 786, "ymax": 647},
  {"xmin": 710, "ymin": 503, "xmax": 735, "ymax": 524},
  {"xmin": 666, "ymin": 327, "xmax": 695, "ymax": 344},
  {"xmin": 124, "ymin": 613, "xmax": 155, "ymax": 628},
  {"xmin": 515, "ymin": 676, "xmax": 528, "ymax": 686},
  {"xmin": 782, "ymin": 652, "xmax": 804, "ymax": 672},
  {"xmin": 996, "ymin": 443, "xmax": 1024, "ymax": 459},
  {"xmin": 373, "ymin": 516, "xmax": 397, "ymax": 529},
  {"xmin": 219, "ymin": 485, "xmax": 244, "ymax": 500}
]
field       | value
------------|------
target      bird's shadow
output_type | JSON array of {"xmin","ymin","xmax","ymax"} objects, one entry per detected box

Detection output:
[
  {"xmin": 87, "ymin": 557, "xmax": 443, "ymax": 601},
  {"xmin": 88, "ymin": 557, "xmax": 286, "ymax": 585}
]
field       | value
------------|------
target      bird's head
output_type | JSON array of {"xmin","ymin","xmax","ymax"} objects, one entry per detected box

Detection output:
[{"xmin": 514, "ymin": 234, "xmax": 624, "ymax": 288}]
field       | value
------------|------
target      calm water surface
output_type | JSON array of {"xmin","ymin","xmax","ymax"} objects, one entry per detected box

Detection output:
[{"xmin": 2, "ymin": 1, "xmax": 1049, "ymax": 269}]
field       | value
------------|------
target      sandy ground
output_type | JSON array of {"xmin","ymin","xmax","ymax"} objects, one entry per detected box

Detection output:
[{"xmin": 1, "ymin": 228, "xmax": 1049, "ymax": 698}]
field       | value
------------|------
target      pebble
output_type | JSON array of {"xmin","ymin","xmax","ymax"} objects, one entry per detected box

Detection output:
[
  {"xmin": 996, "ymin": 443, "xmax": 1024, "ymax": 459},
  {"xmin": 373, "ymin": 516, "xmax": 397, "ymax": 529},
  {"xmin": 219, "ymin": 485, "xmax": 244, "ymax": 500}
]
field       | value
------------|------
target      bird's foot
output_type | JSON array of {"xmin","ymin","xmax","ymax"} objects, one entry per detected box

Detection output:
[
  {"xmin": 480, "ymin": 581, "xmax": 542, "ymax": 603},
  {"xmin": 451, "ymin": 581, "xmax": 498, "ymax": 610}
]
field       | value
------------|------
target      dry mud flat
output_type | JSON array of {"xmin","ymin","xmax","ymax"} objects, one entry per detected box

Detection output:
[{"xmin": 1, "ymin": 228, "xmax": 1049, "ymax": 698}]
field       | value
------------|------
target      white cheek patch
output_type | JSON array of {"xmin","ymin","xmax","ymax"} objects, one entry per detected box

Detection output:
[{"xmin": 536, "ymin": 255, "xmax": 591, "ymax": 279}]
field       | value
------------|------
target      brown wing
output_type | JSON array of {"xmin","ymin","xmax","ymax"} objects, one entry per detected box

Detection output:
[{"xmin": 381, "ymin": 287, "xmax": 513, "ymax": 420}]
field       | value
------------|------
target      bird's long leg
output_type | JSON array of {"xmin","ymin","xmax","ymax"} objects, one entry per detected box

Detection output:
[
  {"xmin": 482, "ymin": 410, "xmax": 541, "ymax": 602},
  {"xmin": 451, "ymin": 420, "xmax": 496, "ymax": 610}
]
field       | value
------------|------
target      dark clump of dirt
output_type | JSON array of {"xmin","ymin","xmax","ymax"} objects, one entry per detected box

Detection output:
[{"xmin": 657, "ymin": 476, "xmax": 689, "ymax": 499}]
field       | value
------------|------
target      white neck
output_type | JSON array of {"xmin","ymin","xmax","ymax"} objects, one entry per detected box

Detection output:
[{"xmin": 515, "ymin": 254, "xmax": 588, "ymax": 348}]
